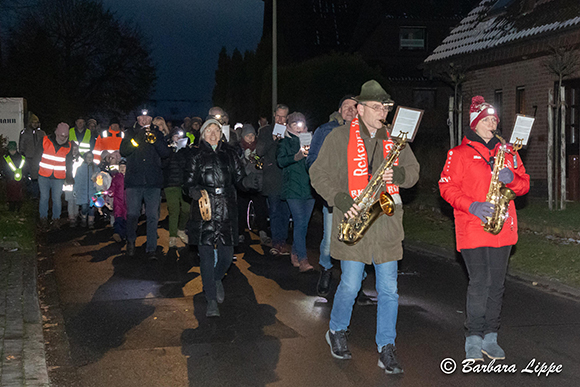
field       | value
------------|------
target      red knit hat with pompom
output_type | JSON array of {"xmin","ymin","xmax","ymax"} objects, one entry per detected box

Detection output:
[{"xmin": 469, "ymin": 96, "xmax": 499, "ymax": 130}]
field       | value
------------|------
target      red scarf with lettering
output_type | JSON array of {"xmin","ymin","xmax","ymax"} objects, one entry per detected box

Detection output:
[{"xmin": 347, "ymin": 118, "xmax": 399, "ymax": 199}]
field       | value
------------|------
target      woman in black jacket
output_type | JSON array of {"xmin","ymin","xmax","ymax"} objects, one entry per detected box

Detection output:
[{"xmin": 183, "ymin": 119, "xmax": 244, "ymax": 317}]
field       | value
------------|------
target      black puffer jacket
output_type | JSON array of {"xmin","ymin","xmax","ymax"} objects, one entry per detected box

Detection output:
[
  {"xmin": 164, "ymin": 145, "xmax": 194, "ymax": 188},
  {"xmin": 183, "ymin": 140, "xmax": 244, "ymax": 246}
]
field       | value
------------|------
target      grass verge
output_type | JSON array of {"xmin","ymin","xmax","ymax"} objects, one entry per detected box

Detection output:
[
  {"xmin": 403, "ymin": 197, "xmax": 580, "ymax": 289},
  {"xmin": 0, "ymin": 181, "xmax": 37, "ymax": 252}
]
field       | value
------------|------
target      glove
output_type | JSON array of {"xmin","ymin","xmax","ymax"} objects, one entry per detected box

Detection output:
[
  {"xmin": 334, "ymin": 192, "xmax": 355, "ymax": 213},
  {"xmin": 498, "ymin": 168, "xmax": 514, "ymax": 184},
  {"xmin": 189, "ymin": 188, "xmax": 202, "ymax": 200},
  {"xmin": 469, "ymin": 201, "xmax": 495, "ymax": 223}
]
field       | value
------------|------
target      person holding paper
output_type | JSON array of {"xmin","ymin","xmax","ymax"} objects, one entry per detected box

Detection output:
[
  {"xmin": 256, "ymin": 104, "xmax": 292, "ymax": 256},
  {"xmin": 310, "ymin": 80, "xmax": 419, "ymax": 374},
  {"xmin": 208, "ymin": 106, "xmax": 238, "ymax": 147},
  {"xmin": 307, "ymin": 94, "xmax": 357, "ymax": 297},
  {"xmin": 276, "ymin": 112, "xmax": 315, "ymax": 272},
  {"xmin": 439, "ymin": 96, "xmax": 530, "ymax": 362}
]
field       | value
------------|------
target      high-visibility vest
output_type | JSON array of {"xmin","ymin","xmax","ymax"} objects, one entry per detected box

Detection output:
[
  {"xmin": 3, "ymin": 154, "xmax": 25, "ymax": 181},
  {"xmin": 38, "ymin": 136, "xmax": 70, "ymax": 179},
  {"xmin": 69, "ymin": 128, "xmax": 92, "ymax": 155},
  {"xmin": 94, "ymin": 128, "xmax": 124, "ymax": 164},
  {"xmin": 186, "ymin": 132, "xmax": 195, "ymax": 143}
]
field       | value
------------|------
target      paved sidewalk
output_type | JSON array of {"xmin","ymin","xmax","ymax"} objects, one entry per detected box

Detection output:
[{"xmin": 0, "ymin": 249, "xmax": 50, "ymax": 386}]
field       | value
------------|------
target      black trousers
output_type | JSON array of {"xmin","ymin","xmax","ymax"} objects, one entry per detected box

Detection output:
[
  {"xmin": 461, "ymin": 245, "xmax": 511, "ymax": 337},
  {"xmin": 198, "ymin": 241, "xmax": 233, "ymax": 301}
]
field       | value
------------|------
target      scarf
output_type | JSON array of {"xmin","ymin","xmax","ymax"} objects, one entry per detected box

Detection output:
[{"xmin": 347, "ymin": 118, "xmax": 399, "ymax": 199}]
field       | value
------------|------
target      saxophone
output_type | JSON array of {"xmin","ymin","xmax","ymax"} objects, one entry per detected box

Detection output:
[
  {"xmin": 338, "ymin": 132, "xmax": 407, "ymax": 245},
  {"xmin": 483, "ymin": 133, "xmax": 516, "ymax": 235}
]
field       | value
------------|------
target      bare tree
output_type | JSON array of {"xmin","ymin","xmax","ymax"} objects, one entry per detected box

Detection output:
[{"xmin": 2, "ymin": 0, "xmax": 156, "ymax": 126}]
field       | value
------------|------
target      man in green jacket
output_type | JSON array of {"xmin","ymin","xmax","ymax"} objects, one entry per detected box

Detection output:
[{"xmin": 310, "ymin": 80, "xmax": 420, "ymax": 374}]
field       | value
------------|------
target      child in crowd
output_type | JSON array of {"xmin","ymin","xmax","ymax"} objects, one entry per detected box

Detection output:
[
  {"xmin": 64, "ymin": 143, "xmax": 82, "ymax": 227},
  {"xmin": 73, "ymin": 151, "xmax": 99, "ymax": 228},
  {"xmin": 2, "ymin": 141, "xmax": 25, "ymax": 212},
  {"xmin": 109, "ymin": 159, "xmax": 127, "ymax": 242}
]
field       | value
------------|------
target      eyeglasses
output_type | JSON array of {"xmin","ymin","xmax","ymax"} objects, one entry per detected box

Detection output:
[{"xmin": 361, "ymin": 103, "xmax": 392, "ymax": 113}]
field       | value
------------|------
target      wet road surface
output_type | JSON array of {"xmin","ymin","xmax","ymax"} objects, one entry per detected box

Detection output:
[{"xmin": 37, "ymin": 204, "xmax": 580, "ymax": 387}]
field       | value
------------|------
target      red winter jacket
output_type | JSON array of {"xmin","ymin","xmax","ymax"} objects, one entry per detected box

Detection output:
[{"xmin": 439, "ymin": 136, "xmax": 530, "ymax": 251}]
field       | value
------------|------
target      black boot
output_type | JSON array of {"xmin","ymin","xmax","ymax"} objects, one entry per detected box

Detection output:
[
  {"xmin": 126, "ymin": 241, "xmax": 136, "ymax": 257},
  {"xmin": 317, "ymin": 267, "xmax": 333, "ymax": 297}
]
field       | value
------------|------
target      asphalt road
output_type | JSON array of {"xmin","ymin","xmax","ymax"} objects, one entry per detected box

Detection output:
[{"xmin": 37, "ymin": 204, "xmax": 580, "ymax": 387}]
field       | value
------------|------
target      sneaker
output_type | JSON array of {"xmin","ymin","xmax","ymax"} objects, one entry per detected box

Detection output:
[
  {"xmin": 317, "ymin": 267, "xmax": 333, "ymax": 297},
  {"xmin": 69, "ymin": 218, "xmax": 77, "ymax": 228},
  {"xmin": 113, "ymin": 233, "xmax": 122, "ymax": 243},
  {"xmin": 356, "ymin": 290, "xmax": 377, "ymax": 306},
  {"xmin": 147, "ymin": 250, "xmax": 158, "ymax": 261},
  {"xmin": 126, "ymin": 241, "xmax": 136, "ymax": 257},
  {"xmin": 206, "ymin": 300, "xmax": 220, "ymax": 317},
  {"xmin": 259, "ymin": 231, "xmax": 272, "ymax": 247},
  {"xmin": 299, "ymin": 259, "xmax": 314, "ymax": 272},
  {"xmin": 238, "ymin": 234, "xmax": 245, "ymax": 244},
  {"xmin": 279, "ymin": 245, "xmax": 291, "ymax": 256},
  {"xmin": 49, "ymin": 219, "xmax": 61, "ymax": 231},
  {"xmin": 39, "ymin": 218, "xmax": 49, "ymax": 231},
  {"xmin": 290, "ymin": 253, "xmax": 300, "ymax": 267},
  {"xmin": 378, "ymin": 344, "xmax": 404, "ymax": 374},
  {"xmin": 325, "ymin": 330, "xmax": 352, "ymax": 360},
  {"xmin": 168, "ymin": 237, "xmax": 178, "ymax": 248},
  {"xmin": 177, "ymin": 230, "xmax": 189, "ymax": 244},
  {"xmin": 216, "ymin": 280, "xmax": 225, "ymax": 304},
  {"xmin": 269, "ymin": 247, "xmax": 281, "ymax": 256}
]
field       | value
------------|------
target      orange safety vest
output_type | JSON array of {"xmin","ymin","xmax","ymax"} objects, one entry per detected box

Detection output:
[
  {"xmin": 38, "ymin": 136, "xmax": 71, "ymax": 179},
  {"xmin": 94, "ymin": 128, "xmax": 124, "ymax": 164}
]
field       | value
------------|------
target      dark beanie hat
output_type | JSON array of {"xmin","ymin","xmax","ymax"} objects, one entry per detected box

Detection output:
[
  {"xmin": 241, "ymin": 124, "xmax": 256, "ymax": 138},
  {"xmin": 338, "ymin": 94, "xmax": 357, "ymax": 110},
  {"xmin": 109, "ymin": 117, "xmax": 120, "ymax": 126}
]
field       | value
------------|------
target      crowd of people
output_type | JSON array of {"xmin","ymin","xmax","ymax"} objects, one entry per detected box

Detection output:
[{"xmin": 1, "ymin": 79, "xmax": 530, "ymax": 376}]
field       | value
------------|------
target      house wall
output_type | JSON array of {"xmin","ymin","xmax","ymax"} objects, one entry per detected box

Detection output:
[{"xmin": 461, "ymin": 46, "xmax": 580, "ymax": 197}]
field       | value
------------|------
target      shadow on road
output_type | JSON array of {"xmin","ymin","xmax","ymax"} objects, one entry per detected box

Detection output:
[{"xmin": 181, "ymin": 264, "xmax": 297, "ymax": 387}]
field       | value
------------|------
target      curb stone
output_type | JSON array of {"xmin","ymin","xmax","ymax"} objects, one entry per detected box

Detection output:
[{"xmin": 404, "ymin": 240, "xmax": 580, "ymax": 301}]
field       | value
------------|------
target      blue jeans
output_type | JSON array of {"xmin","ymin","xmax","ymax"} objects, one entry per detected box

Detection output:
[
  {"xmin": 319, "ymin": 205, "xmax": 333, "ymax": 269},
  {"xmin": 330, "ymin": 259, "xmax": 399, "ymax": 351},
  {"xmin": 267, "ymin": 195, "xmax": 290, "ymax": 247},
  {"xmin": 38, "ymin": 176, "xmax": 64, "ymax": 220},
  {"xmin": 114, "ymin": 218, "xmax": 127, "ymax": 239},
  {"xmin": 286, "ymin": 198, "xmax": 315, "ymax": 261},
  {"xmin": 126, "ymin": 187, "xmax": 161, "ymax": 253},
  {"xmin": 80, "ymin": 203, "xmax": 94, "ymax": 217}
]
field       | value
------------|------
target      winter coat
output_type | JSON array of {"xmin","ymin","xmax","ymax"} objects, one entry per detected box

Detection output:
[
  {"xmin": 119, "ymin": 124, "xmax": 171, "ymax": 189},
  {"xmin": 307, "ymin": 111, "xmax": 345, "ymax": 168},
  {"xmin": 255, "ymin": 125, "xmax": 284, "ymax": 197},
  {"xmin": 163, "ymin": 145, "xmax": 189, "ymax": 188},
  {"xmin": 439, "ymin": 133, "xmax": 530, "ymax": 251},
  {"xmin": 309, "ymin": 119, "xmax": 420, "ymax": 264},
  {"xmin": 238, "ymin": 143, "xmax": 263, "ymax": 193},
  {"xmin": 73, "ymin": 162, "xmax": 99, "ymax": 205},
  {"xmin": 109, "ymin": 172, "xmax": 127, "ymax": 219},
  {"xmin": 183, "ymin": 140, "xmax": 244, "ymax": 246},
  {"xmin": 19, "ymin": 127, "xmax": 46, "ymax": 159},
  {"xmin": 276, "ymin": 132, "xmax": 313, "ymax": 200}
]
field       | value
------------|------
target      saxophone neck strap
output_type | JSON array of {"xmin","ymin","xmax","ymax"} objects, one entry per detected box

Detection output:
[{"xmin": 467, "ymin": 143, "xmax": 494, "ymax": 171}]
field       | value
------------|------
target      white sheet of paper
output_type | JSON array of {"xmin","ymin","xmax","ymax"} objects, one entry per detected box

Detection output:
[
  {"xmin": 176, "ymin": 138, "xmax": 188, "ymax": 150},
  {"xmin": 509, "ymin": 115, "xmax": 534, "ymax": 146},
  {"xmin": 222, "ymin": 125, "xmax": 230, "ymax": 142},
  {"xmin": 391, "ymin": 107, "xmax": 422, "ymax": 141},
  {"xmin": 299, "ymin": 132, "xmax": 312, "ymax": 147},
  {"xmin": 273, "ymin": 123, "xmax": 286, "ymax": 137}
]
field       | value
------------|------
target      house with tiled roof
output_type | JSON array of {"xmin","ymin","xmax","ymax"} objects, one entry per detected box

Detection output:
[{"xmin": 424, "ymin": 0, "xmax": 580, "ymax": 198}]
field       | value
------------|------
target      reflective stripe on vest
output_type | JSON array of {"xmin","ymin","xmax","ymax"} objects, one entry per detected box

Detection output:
[
  {"xmin": 38, "ymin": 137, "xmax": 70, "ymax": 179},
  {"xmin": 69, "ymin": 128, "xmax": 92, "ymax": 155},
  {"xmin": 3, "ymin": 155, "xmax": 25, "ymax": 181}
]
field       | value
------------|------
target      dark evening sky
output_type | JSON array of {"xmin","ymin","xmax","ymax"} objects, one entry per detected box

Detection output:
[{"xmin": 102, "ymin": 0, "xmax": 265, "ymax": 117}]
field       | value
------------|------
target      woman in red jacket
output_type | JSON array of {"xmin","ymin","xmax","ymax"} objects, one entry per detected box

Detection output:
[{"xmin": 439, "ymin": 96, "xmax": 530, "ymax": 362}]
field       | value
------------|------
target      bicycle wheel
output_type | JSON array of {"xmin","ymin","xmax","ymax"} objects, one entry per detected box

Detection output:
[{"xmin": 247, "ymin": 199, "xmax": 257, "ymax": 231}]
